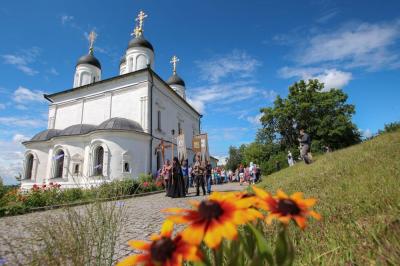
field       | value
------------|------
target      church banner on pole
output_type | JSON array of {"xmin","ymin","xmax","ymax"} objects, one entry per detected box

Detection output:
[
  {"xmin": 192, "ymin": 134, "xmax": 209, "ymax": 162},
  {"xmin": 177, "ymin": 134, "xmax": 187, "ymax": 163}
]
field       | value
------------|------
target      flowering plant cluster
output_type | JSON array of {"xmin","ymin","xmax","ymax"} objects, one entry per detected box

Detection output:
[
  {"xmin": 31, "ymin": 182, "xmax": 61, "ymax": 191},
  {"xmin": 118, "ymin": 186, "xmax": 321, "ymax": 266}
]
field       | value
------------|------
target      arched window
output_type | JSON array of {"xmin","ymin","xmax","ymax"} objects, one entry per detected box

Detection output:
[
  {"xmin": 74, "ymin": 164, "xmax": 80, "ymax": 175},
  {"xmin": 129, "ymin": 57, "xmax": 134, "ymax": 72},
  {"xmin": 80, "ymin": 72, "xmax": 91, "ymax": 86},
  {"xmin": 157, "ymin": 110, "xmax": 162, "ymax": 131},
  {"xmin": 94, "ymin": 146, "xmax": 104, "ymax": 176},
  {"xmin": 123, "ymin": 162, "xmax": 130, "ymax": 173},
  {"xmin": 25, "ymin": 154, "xmax": 34, "ymax": 180},
  {"xmin": 54, "ymin": 150, "xmax": 65, "ymax": 178},
  {"xmin": 136, "ymin": 54, "xmax": 147, "ymax": 70}
]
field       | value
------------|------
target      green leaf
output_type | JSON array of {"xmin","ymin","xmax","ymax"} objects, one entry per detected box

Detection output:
[
  {"xmin": 247, "ymin": 223, "xmax": 274, "ymax": 265},
  {"xmin": 275, "ymin": 227, "xmax": 294, "ymax": 266}
]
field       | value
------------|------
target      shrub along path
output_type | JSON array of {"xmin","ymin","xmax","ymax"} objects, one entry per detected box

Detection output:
[{"xmin": 0, "ymin": 182, "xmax": 243, "ymax": 264}]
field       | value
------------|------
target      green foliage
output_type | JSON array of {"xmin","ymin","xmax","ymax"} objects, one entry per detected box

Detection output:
[
  {"xmin": 259, "ymin": 79, "xmax": 361, "ymax": 149},
  {"xmin": 379, "ymin": 121, "xmax": 400, "ymax": 134},
  {"xmin": 225, "ymin": 145, "xmax": 245, "ymax": 171},
  {"xmin": 0, "ymin": 176, "xmax": 163, "ymax": 217}
]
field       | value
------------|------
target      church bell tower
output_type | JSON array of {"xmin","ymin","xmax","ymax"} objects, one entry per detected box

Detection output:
[
  {"xmin": 120, "ymin": 10, "xmax": 155, "ymax": 75},
  {"xmin": 73, "ymin": 31, "xmax": 102, "ymax": 88}
]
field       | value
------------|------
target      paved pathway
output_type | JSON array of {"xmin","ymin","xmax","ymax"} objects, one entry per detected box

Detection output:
[{"xmin": 0, "ymin": 182, "xmax": 244, "ymax": 265}]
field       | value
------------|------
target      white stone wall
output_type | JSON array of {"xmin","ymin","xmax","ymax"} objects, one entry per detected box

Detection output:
[
  {"xmin": 50, "ymin": 74, "xmax": 149, "ymax": 130},
  {"xmin": 150, "ymin": 77, "xmax": 200, "ymax": 172},
  {"xmin": 21, "ymin": 131, "xmax": 151, "ymax": 189}
]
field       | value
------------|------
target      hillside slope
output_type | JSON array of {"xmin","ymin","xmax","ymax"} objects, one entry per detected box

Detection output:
[{"xmin": 258, "ymin": 130, "xmax": 400, "ymax": 265}]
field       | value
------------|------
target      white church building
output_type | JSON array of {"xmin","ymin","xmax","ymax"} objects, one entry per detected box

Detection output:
[{"xmin": 21, "ymin": 11, "xmax": 202, "ymax": 189}]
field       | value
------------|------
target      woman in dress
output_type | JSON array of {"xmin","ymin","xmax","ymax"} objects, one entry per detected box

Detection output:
[{"xmin": 167, "ymin": 157, "xmax": 186, "ymax": 198}]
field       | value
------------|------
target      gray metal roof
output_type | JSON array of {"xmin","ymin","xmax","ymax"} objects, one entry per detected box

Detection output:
[
  {"xmin": 97, "ymin": 117, "xmax": 144, "ymax": 132},
  {"xmin": 76, "ymin": 54, "xmax": 101, "ymax": 69},
  {"xmin": 166, "ymin": 73, "xmax": 185, "ymax": 87},
  {"xmin": 28, "ymin": 118, "xmax": 145, "ymax": 142},
  {"xmin": 60, "ymin": 124, "xmax": 97, "ymax": 136},
  {"xmin": 30, "ymin": 129, "xmax": 61, "ymax": 141},
  {"xmin": 128, "ymin": 36, "xmax": 154, "ymax": 51}
]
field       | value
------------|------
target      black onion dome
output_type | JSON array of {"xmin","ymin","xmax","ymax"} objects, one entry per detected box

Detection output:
[
  {"xmin": 30, "ymin": 129, "xmax": 61, "ymax": 142},
  {"xmin": 76, "ymin": 54, "xmax": 101, "ymax": 69},
  {"xmin": 60, "ymin": 124, "xmax": 97, "ymax": 136},
  {"xmin": 97, "ymin": 117, "xmax": 144, "ymax": 132},
  {"xmin": 166, "ymin": 73, "xmax": 185, "ymax": 87},
  {"xmin": 128, "ymin": 36, "xmax": 154, "ymax": 51}
]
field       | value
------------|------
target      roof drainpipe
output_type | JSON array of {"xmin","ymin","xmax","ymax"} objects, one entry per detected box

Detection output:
[{"xmin": 148, "ymin": 65, "xmax": 154, "ymax": 175}]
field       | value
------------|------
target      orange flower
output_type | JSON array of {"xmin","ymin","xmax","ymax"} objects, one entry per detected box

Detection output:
[
  {"xmin": 252, "ymin": 186, "xmax": 321, "ymax": 229},
  {"xmin": 163, "ymin": 192, "xmax": 262, "ymax": 249},
  {"xmin": 117, "ymin": 220, "xmax": 201, "ymax": 266}
]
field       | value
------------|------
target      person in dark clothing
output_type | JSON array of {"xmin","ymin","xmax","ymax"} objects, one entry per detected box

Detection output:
[
  {"xmin": 181, "ymin": 159, "xmax": 189, "ymax": 194},
  {"xmin": 192, "ymin": 154, "xmax": 206, "ymax": 196},
  {"xmin": 205, "ymin": 161, "xmax": 212, "ymax": 194},
  {"xmin": 298, "ymin": 128, "xmax": 312, "ymax": 164},
  {"xmin": 166, "ymin": 157, "xmax": 186, "ymax": 198}
]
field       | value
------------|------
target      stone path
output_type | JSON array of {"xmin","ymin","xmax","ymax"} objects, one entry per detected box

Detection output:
[{"xmin": 0, "ymin": 182, "xmax": 244, "ymax": 265}]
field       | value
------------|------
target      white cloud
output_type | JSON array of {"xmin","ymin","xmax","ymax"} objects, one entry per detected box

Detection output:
[
  {"xmin": 187, "ymin": 83, "xmax": 276, "ymax": 114},
  {"xmin": 48, "ymin": 67, "xmax": 59, "ymax": 76},
  {"xmin": 196, "ymin": 50, "xmax": 261, "ymax": 83},
  {"xmin": 0, "ymin": 103, "xmax": 5, "ymax": 110},
  {"xmin": 297, "ymin": 20, "xmax": 400, "ymax": 70},
  {"xmin": 279, "ymin": 67, "xmax": 352, "ymax": 91},
  {"xmin": 12, "ymin": 134, "xmax": 29, "ymax": 143},
  {"xmin": 212, "ymin": 156, "xmax": 228, "ymax": 166},
  {"xmin": 246, "ymin": 113, "xmax": 263, "ymax": 126},
  {"xmin": 0, "ymin": 117, "xmax": 45, "ymax": 127},
  {"xmin": 13, "ymin": 86, "xmax": 46, "ymax": 103},
  {"xmin": 15, "ymin": 104, "xmax": 28, "ymax": 110},
  {"xmin": 313, "ymin": 69, "xmax": 352, "ymax": 91},
  {"xmin": 0, "ymin": 140, "xmax": 25, "ymax": 185},
  {"xmin": 360, "ymin": 128, "xmax": 373, "ymax": 139},
  {"xmin": 1, "ymin": 47, "xmax": 40, "ymax": 76},
  {"xmin": 61, "ymin": 15, "xmax": 74, "ymax": 25}
]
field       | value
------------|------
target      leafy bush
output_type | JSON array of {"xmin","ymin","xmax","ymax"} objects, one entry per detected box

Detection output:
[{"xmin": 0, "ymin": 176, "xmax": 163, "ymax": 217}]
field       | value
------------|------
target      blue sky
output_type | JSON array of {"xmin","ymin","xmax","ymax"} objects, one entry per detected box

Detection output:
[{"xmin": 1, "ymin": 0, "xmax": 400, "ymax": 184}]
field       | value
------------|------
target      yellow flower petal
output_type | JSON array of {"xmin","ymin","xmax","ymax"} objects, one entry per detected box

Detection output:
[
  {"xmin": 116, "ymin": 254, "xmax": 148, "ymax": 266},
  {"xmin": 161, "ymin": 220, "xmax": 174, "ymax": 238},
  {"xmin": 276, "ymin": 189, "xmax": 289, "ymax": 199},
  {"xmin": 182, "ymin": 222, "xmax": 206, "ymax": 245},
  {"xmin": 252, "ymin": 186, "xmax": 270, "ymax": 200},
  {"xmin": 302, "ymin": 198, "xmax": 317, "ymax": 207},
  {"xmin": 290, "ymin": 192, "xmax": 304, "ymax": 201},
  {"xmin": 127, "ymin": 240, "xmax": 150, "ymax": 251},
  {"xmin": 203, "ymin": 221, "xmax": 223, "ymax": 248},
  {"xmin": 309, "ymin": 210, "xmax": 322, "ymax": 220},
  {"xmin": 294, "ymin": 216, "xmax": 307, "ymax": 229}
]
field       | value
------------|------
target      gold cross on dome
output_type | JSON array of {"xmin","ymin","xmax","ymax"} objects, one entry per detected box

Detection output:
[
  {"xmin": 135, "ymin": 10, "xmax": 148, "ymax": 33},
  {"xmin": 88, "ymin": 30, "xmax": 97, "ymax": 54},
  {"xmin": 131, "ymin": 26, "xmax": 141, "ymax": 38},
  {"xmin": 170, "ymin": 55, "xmax": 179, "ymax": 74}
]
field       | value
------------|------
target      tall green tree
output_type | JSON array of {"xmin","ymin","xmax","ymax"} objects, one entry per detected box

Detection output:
[{"xmin": 258, "ymin": 79, "xmax": 360, "ymax": 150}]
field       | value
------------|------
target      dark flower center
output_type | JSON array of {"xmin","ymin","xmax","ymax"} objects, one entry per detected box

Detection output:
[
  {"xmin": 150, "ymin": 237, "xmax": 176, "ymax": 262},
  {"xmin": 199, "ymin": 200, "xmax": 224, "ymax": 220},
  {"xmin": 277, "ymin": 199, "xmax": 301, "ymax": 215}
]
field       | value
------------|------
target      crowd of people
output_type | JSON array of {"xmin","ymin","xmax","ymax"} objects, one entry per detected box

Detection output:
[
  {"xmin": 156, "ymin": 155, "xmax": 262, "ymax": 198},
  {"xmin": 156, "ymin": 128, "xmax": 314, "ymax": 199}
]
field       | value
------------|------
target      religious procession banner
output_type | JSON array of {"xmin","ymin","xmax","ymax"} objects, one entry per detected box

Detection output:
[
  {"xmin": 192, "ymin": 134, "xmax": 209, "ymax": 162},
  {"xmin": 177, "ymin": 134, "xmax": 187, "ymax": 162}
]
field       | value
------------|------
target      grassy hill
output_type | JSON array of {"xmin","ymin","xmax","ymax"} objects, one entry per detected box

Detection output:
[{"xmin": 258, "ymin": 130, "xmax": 400, "ymax": 265}]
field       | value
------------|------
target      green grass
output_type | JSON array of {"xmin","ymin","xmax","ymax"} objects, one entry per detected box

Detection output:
[{"xmin": 258, "ymin": 130, "xmax": 400, "ymax": 265}]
